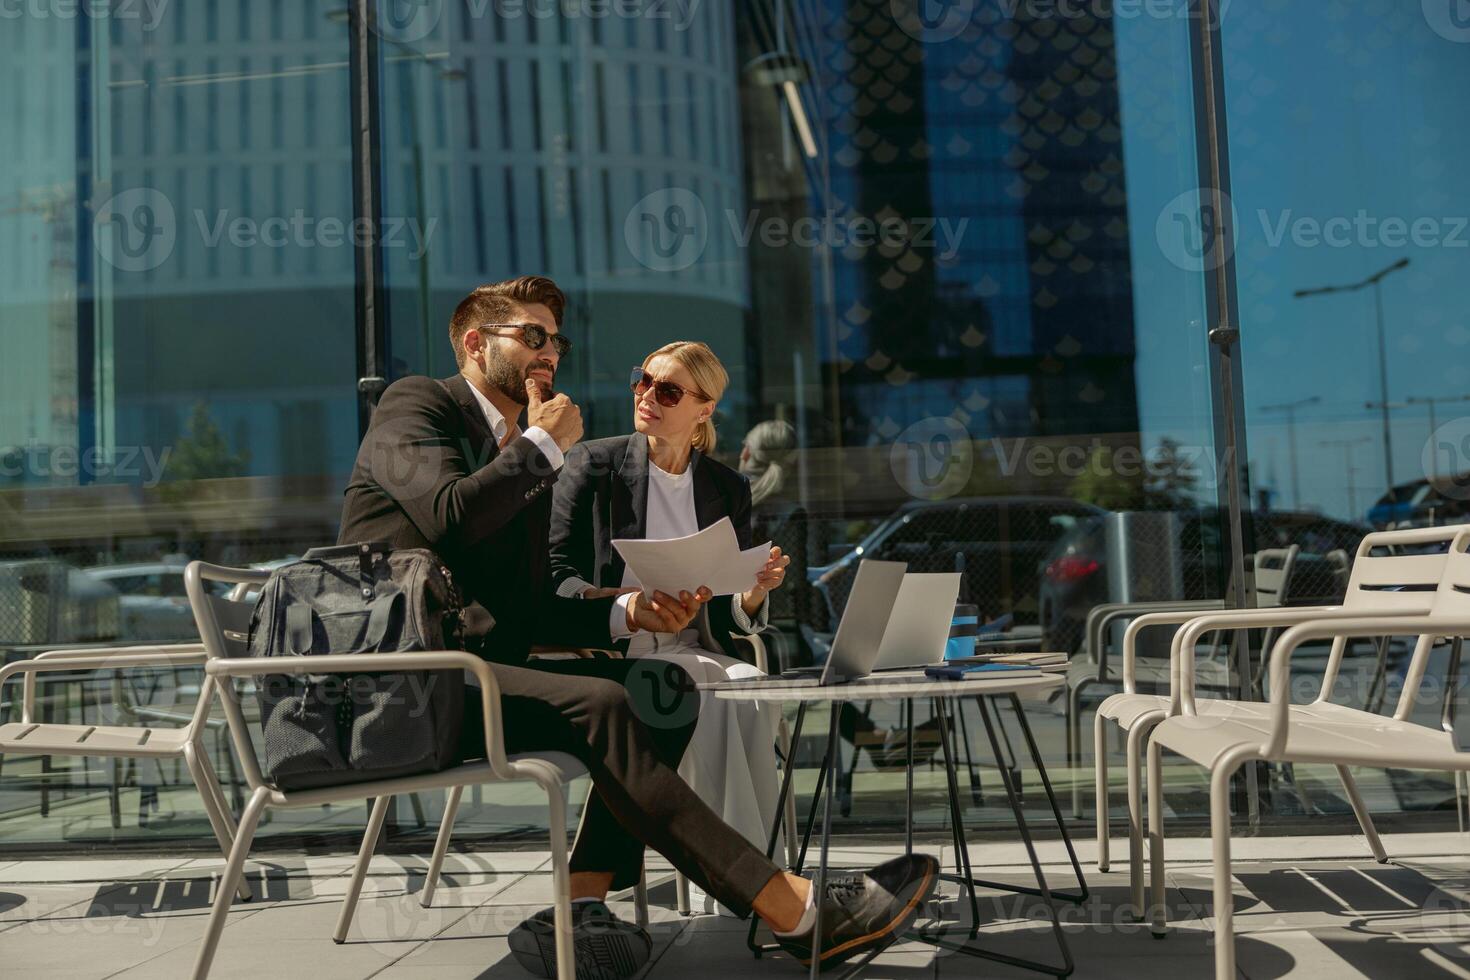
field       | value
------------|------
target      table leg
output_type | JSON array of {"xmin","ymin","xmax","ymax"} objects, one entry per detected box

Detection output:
[
  {"xmin": 910, "ymin": 694, "xmax": 1076, "ymax": 978},
  {"xmin": 934, "ymin": 699, "xmax": 980, "ymax": 937},
  {"xmin": 1005, "ymin": 693, "xmax": 1089, "ymax": 903},
  {"xmin": 808, "ymin": 704, "xmax": 841, "ymax": 980},
  {"xmin": 904, "ymin": 700, "xmax": 914, "ymax": 856},
  {"xmin": 749, "ymin": 702, "xmax": 808, "ymax": 958}
]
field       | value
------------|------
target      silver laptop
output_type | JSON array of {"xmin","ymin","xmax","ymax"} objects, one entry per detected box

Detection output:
[
  {"xmin": 817, "ymin": 559, "xmax": 909, "ymax": 684},
  {"xmin": 872, "ymin": 572, "xmax": 963, "ymax": 672}
]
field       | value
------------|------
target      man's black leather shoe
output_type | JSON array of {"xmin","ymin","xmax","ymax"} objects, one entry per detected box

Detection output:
[
  {"xmin": 508, "ymin": 900, "xmax": 652, "ymax": 980},
  {"xmin": 776, "ymin": 853, "xmax": 939, "ymax": 970}
]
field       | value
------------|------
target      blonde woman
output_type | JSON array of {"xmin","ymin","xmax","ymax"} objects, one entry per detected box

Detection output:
[{"xmin": 549, "ymin": 342, "xmax": 789, "ymax": 913}]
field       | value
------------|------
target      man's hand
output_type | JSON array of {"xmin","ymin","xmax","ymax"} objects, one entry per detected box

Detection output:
[
  {"xmin": 627, "ymin": 588, "xmax": 713, "ymax": 635},
  {"xmin": 526, "ymin": 379, "xmax": 584, "ymax": 452},
  {"xmin": 741, "ymin": 546, "xmax": 791, "ymax": 617}
]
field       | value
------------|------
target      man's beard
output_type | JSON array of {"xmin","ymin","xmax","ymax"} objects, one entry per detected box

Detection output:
[{"xmin": 484, "ymin": 348, "xmax": 553, "ymax": 405}]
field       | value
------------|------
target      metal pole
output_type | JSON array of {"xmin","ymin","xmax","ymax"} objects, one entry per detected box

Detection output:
[{"xmin": 1373, "ymin": 280, "xmax": 1394, "ymax": 491}]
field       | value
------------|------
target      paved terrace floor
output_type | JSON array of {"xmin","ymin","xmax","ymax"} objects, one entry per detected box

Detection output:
[{"xmin": 3, "ymin": 833, "xmax": 1470, "ymax": 979}]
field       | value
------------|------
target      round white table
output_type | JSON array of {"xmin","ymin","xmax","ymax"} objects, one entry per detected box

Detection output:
[{"xmin": 705, "ymin": 670, "xmax": 1082, "ymax": 979}]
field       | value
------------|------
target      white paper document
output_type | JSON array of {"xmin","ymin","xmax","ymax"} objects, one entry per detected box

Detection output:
[{"xmin": 613, "ymin": 517, "xmax": 772, "ymax": 598}]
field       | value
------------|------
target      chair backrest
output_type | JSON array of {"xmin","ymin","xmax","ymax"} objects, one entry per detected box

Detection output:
[
  {"xmin": 1340, "ymin": 525, "xmax": 1461, "ymax": 611},
  {"xmin": 1254, "ymin": 546, "xmax": 1300, "ymax": 608},
  {"xmin": 185, "ymin": 560, "xmax": 272, "ymax": 792},
  {"xmin": 1390, "ymin": 525, "xmax": 1470, "ymax": 720}
]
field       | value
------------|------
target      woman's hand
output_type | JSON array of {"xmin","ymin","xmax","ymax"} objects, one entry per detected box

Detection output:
[
  {"xmin": 627, "ymin": 588, "xmax": 714, "ymax": 635},
  {"xmin": 741, "ymin": 546, "xmax": 790, "ymax": 617},
  {"xmin": 582, "ymin": 586, "xmax": 641, "ymax": 600}
]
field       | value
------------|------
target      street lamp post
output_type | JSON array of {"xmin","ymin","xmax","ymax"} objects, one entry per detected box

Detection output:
[
  {"xmin": 1261, "ymin": 395, "xmax": 1321, "ymax": 511},
  {"xmin": 1294, "ymin": 257, "xmax": 1411, "ymax": 494}
]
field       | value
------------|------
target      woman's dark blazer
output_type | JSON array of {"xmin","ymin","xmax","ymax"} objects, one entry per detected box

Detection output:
[{"xmin": 548, "ymin": 432, "xmax": 767, "ymax": 661}]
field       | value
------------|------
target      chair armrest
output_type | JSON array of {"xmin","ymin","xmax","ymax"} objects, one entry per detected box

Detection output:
[
  {"xmin": 731, "ymin": 632, "xmax": 771, "ymax": 674},
  {"xmin": 31, "ymin": 643, "xmax": 205, "ymax": 663},
  {"xmin": 1258, "ymin": 615, "xmax": 1470, "ymax": 758},
  {"xmin": 1, "ymin": 650, "xmax": 216, "ymax": 725},
  {"xmin": 1087, "ymin": 599, "xmax": 1224, "ymax": 675},
  {"xmin": 204, "ymin": 652, "xmax": 517, "ymax": 780},
  {"xmin": 1171, "ymin": 603, "xmax": 1433, "ymax": 712}
]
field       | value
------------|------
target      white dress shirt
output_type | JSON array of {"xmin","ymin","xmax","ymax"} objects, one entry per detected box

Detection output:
[{"xmin": 465, "ymin": 378, "xmax": 564, "ymax": 467}]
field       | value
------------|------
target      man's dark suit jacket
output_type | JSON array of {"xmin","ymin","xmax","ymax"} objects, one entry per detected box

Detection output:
[
  {"xmin": 336, "ymin": 373, "xmax": 616, "ymax": 665},
  {"xmin": 548, "ymin": 432, "xmax": 761, "ymax": 662}
]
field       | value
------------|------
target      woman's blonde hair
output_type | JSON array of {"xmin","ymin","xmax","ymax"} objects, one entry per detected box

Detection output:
[
  {"xmin": 642, "ymin": 341, "xmax": 728, "ymax": 453},
  {"xmin": 742, "ymin": 419, "xmax": 797, "ymax": 507}
]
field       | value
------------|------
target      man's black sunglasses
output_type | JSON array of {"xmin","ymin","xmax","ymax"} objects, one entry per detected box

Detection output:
[
  {"xmin": 630, "ymin": 368, "xmax": 709, "ymax": 408},
  {"xmin": 479, "ymin": 323, "xmax": 572, "ymax": 358}
]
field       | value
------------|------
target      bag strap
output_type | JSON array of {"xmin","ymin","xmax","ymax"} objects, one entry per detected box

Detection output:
[
  {"xmin": 283, "ymin": 591, "xmax": 403, "ymax": 657},
  {"xmin": 286, "ymin": 603, "xmax": 314, "ymax": 656}
]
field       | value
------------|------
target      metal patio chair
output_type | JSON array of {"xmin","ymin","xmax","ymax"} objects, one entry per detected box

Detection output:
[
  {"xmin": 1095, "ymin": 528, "xmax": 1456, "ymax": 910},
  {"xmin": 0, "ymin": 641, "xmax": 252, "ymax": 902},
  {"xmin": 1145, "ymin": 523, "xmax": 1470, "ymax": 979},
  {"xmin": 185, "ymin": 559, "xmax": 647, "ymax": 980}
]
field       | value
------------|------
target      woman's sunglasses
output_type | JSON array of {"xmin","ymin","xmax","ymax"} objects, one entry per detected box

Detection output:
[
  {"xmin": 479, "ymin": 323, "xmax": 573, "ymax": 358},
  {"xmin": 630, "ymin": 368, "xmax": 708, "ymax": 408}
]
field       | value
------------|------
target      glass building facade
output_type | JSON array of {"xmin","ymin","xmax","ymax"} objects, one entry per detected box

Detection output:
[{"xmin": 1, "ymin": 0, "xmax": 1467, "ymax": 852}]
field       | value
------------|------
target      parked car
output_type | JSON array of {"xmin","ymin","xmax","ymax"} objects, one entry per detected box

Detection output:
[
  {"xmin": 1367, "ymin": 477, "xmax": 1470, "ymax": 529},
  {"xmin": 83, "ymin": 561, "xmax": 197, "ymax": 642},
  {"xmin": 1038, "ymin": 509, "xmax": 1367, "ymax": 656},
  {"xmin": 808, "ymin": 496, "xmax": 1105, "ymax": 628}
]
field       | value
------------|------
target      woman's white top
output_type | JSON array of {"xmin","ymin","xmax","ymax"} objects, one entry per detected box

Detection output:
[{"xmin": 623, "ymin": 460, "xmax": 705, "ymax": 649}]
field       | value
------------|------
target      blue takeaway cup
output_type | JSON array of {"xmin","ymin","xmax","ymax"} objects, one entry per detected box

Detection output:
[{"xmin": 945, "ymin": 603, "xmax": 979, "ymax": 661}]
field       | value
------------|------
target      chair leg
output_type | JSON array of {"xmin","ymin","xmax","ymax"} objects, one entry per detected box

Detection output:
[
  {"xmin": 422, "ymin": 785, "xmax": 463, "ymax": 909},
  {"xmin": 1126, "ymin": 721, "xmax": 1150, "ymax": 914},
  {"xmin": 183, "ymin": 743, "xmax": 252, "ymax": 902},
  {"xmin": 675, "ymin": 871, "xmax": 691, "ymax": 916},
  {"xmin": 634, "ymin": 865, "xmax": 651, "ymax": 929},
  {"xmin": 1068, "ymin": 681, "xmax": 1091, "ymax": 818},
  {"xmin": 1210, "ymin": 765, "xmax": 1237, "ymax": 980},
  {"xmin": 1094, "ymin": 711, "xmax": 1111, "ymax": 873},
  {"xmin": 1336, "ymin": 765, "xmax": 1388, "ymax": 863},
  {"xmin": 779, "ymin": 716, "xmax": 799, "ymax": 870},
  {"xmin": 334, "ymin": 796, "xmax": 393, "ymax": 944},
  {"xmin": 544, "ymin": 779, "xmax": 576, "ymax": 980},
  {"xmin": 191, "ymin": 786, "xmax": 269, "ymax": 980},
  {"xmin": 1147, "ymin": 740, "xmax": 1167, "ymax": 936}
]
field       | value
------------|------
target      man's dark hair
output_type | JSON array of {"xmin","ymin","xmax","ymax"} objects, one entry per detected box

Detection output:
[{"xmin": 449, "ymin": 275, "xmax": 566, "ymax": 368}]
